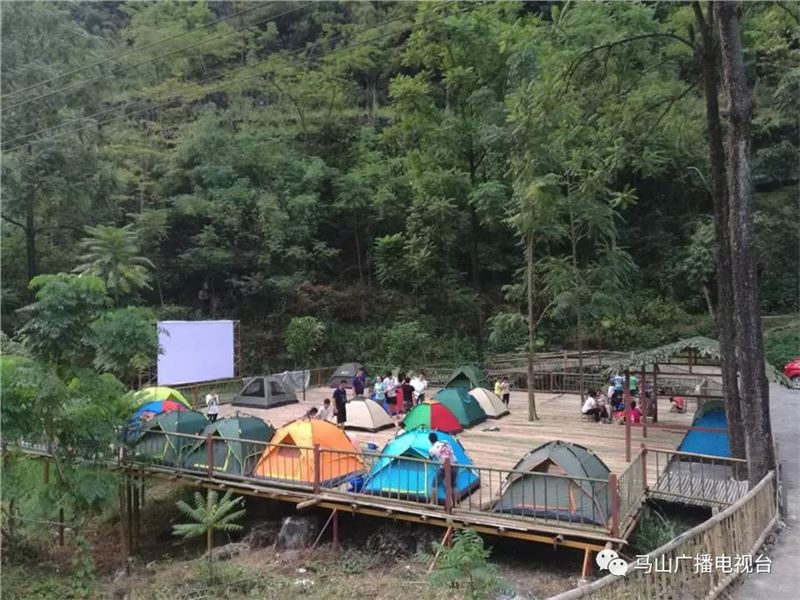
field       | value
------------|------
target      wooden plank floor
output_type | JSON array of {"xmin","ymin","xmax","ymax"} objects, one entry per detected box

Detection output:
[{"xmin": 218, "ymin": 388, "xmax": 695, "ymax": 475}]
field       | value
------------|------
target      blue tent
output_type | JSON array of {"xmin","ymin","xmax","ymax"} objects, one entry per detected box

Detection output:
[
  {"xmin": 678, "ymin": 400, "xmax": 730, "ymax": 458},
  {"xmin": 362, "ymin": 429, "xmax": 480, "ymax": 504}
]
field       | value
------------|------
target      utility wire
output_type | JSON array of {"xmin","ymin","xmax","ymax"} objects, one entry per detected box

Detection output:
[
  {"xmin": 2, "ymin": 1, "xmax": 271, "ymax": 100},
  {"xmin": 3, "ymin": 1, "xmax": 471, "ymax": 154},
  {"xmin": 0, "ymin": 2, "xmax": 317, "ymax": 113},
  {"xmin": 2, "ymin": 1, "xmax": 318, "ymax": 147}
]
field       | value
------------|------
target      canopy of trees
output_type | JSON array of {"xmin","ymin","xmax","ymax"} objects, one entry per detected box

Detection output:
[{"xmin": 2, "ymin": 1, "xmax": 797, "ymax": 376}]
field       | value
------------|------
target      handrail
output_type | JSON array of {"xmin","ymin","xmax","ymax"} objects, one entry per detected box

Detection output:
[{"xmin": 548, "ymin": 470, "xmax": 778, "ymax": 600}]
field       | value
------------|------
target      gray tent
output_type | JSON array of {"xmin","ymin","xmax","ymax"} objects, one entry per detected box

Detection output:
[
  {"xmin": 328, "ymin": 363, "xmax": 362, "ymax": 388},
  {"xmin": 233, "ymin": 376, "xmax": 297, "ymax": 409},
  {"xmin": 492, "ymin": 441, "xmax": 612, "ymax": 526}
]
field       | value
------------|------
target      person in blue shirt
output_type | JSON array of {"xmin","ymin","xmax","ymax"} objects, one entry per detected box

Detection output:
[{"xmin": 352, "ymin": 367, "xmax": 367, "ymax": 399}]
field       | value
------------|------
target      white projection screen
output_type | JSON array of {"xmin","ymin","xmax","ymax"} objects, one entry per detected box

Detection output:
[{"xmin": 157, "ymin": 320, "xmax": 235, "ymax": 385}]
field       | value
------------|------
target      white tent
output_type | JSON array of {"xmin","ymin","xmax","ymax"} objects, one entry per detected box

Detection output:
[
  {"xmin": 469, "ymin": 387, "xmax": 509, "ymax": 418},
  {"xmin": 344, "ymin": 399, "xmax": 393, "ymax": 432}
]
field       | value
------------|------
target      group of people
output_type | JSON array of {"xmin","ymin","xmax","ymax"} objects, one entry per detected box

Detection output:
[
  {"xmin": 580, "ymin": 381, "xmax": 643, "ymax": 425},
  {"xmin": 302, "ymin": 367, "xmax": 430, "ymax": 428}
]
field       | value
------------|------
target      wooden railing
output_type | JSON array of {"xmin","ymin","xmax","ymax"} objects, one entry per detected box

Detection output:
[{"xmin": 548, "ymin": 470, "xmax": 778, "ymax": 600}]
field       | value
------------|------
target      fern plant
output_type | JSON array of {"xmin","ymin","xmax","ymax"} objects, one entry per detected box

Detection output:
[
  {"xmin": 172, "ymin": 490, "xmax": 246, "ymax": 580},
  {"xmin": 429, "ymin": 529, "xmax": 507, "ymax": 600}
]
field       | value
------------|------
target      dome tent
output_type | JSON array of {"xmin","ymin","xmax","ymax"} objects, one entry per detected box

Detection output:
[
  {"xmin": 344, "ymin": 399, "xmax": 393, "ymax": 431},
  {"xmin": 444, "ymin": 365, "xmax": 490, "ymax": 390},
  {"xmin": 492, "ymin": 441, "xmax": 612, "ymax": 526},
  {"xmin": 362, "ymin": 429, "xmax": 479, "ymax": 504},
  {"xmin": 233, "ymin": 376, "xmax": 297, "ymax": 409},
  {"xmin": 130, "ymin": 410, "xmax": 207, "ymax": 466},
  {"xmin": 433, "ymin": 388, "xmax": 487, "ymax": 428},
  {"xmin": 402, "ymin": 400, "xmax": 462, "ymax": 434},
  {"xmin": 253, "ymin": 420, "xmax": 364, "ymax": 486},
  {"xmin": 183, "ymin": 416, "xmax": 275, "ymax": 476},
  {"xmin": 135, "ymin": 386, "xmax": 192, "ymax": 409},
  {"xmin": 328, "ymin": 363, "xmax": 363, "ymax": 388},
  {"xmin": 469, "ymin": 387, "xmax": 509, "ymax": 418}
]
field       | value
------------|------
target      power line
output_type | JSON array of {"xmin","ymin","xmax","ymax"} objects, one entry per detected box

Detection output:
[
  {"xmin": 1, "ymin": 2, "xmax": 317, "ymax": 114},
  {"xmin": 2, "ymin": 1, "xmax": 270, "ymax": 100},
  {"xmin": 2, "ymin": 1, "xmax": 318, "ymax": 148},
  {"xmin": 3, "ymin": 1, "xmax": 472, "ymax": 154}
]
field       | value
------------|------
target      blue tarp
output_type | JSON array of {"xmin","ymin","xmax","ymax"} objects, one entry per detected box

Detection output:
[
  {"xmin": 678, "ymin": 409, "xmax": 730, "ymax": 458},
  {"xmin": 362, "ymin": 429, "xmax": 479, "ymax": 503}
]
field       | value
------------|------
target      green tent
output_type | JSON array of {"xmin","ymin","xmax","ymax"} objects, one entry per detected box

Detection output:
[
  {"xmin": 433, "ymin": 388, "xmax": 487, "ymax": 428},
  {"xmin": 183, "ymin": 416, "xmax": 275, "ymax": 476},
  {"xmin": 492, "ymin": 441, "xmax": 612, "ymax": 526},
  {"xmin": 444, "ymin": 365, "xmax": 490, "ymax": 390},
  {"xmin": 131, "ymin": 410, "xmax": 207, "ymax": 466}
]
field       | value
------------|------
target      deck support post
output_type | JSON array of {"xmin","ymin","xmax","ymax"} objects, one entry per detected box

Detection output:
[
  {"xmin": 132, "ymin": 477, "xmax": 141, "ymax": 552},
  {"xmin": 652, "ymin": 366, "xmax": 659, "ymax": 423},
  {"xmin": 609, "ymin": 473, "xmax": 619, "ymax": 538},
  {"xmin": 118, "ymin": 482, "xmax": 130, "ymax": 574},
  {"xmin": 624, "ymin": 371, "xmax": 632, "ymax": 462},
  {"xmin": 581, "ymin": 546, "xmax": 593, "ymax": 579},
  {"xmin": 331, "ymin": 509, "xmax": 339, "ymax": 551},
  {"xmin": 127, "ymin": 479, "xmax": 135, "ymax": 553},
  {"xmin": 640, "ymin": 364, "xmax": 648, "ymax": 439}
]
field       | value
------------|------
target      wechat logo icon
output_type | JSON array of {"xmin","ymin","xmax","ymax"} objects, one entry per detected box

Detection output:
[{"xmin": 596, "ymin": 548, "xmax": 629, "ymax": 577}]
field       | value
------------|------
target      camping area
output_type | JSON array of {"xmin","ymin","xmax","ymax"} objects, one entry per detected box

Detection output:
[{"xmin": 1, "ymin": 1, "xmax": 799, "ymax": 599}]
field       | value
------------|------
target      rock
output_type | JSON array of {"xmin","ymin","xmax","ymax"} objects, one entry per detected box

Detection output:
[
  {"xmin": 364, "ymin": 523, "xmax": 439, "ymax": 556},
  {"xmin": 211, "ymin": 542, "xmax": 249, "ymax": 561},
  {"xmin": 244, "ymin": 521, "xmax": 281, "ymax": 548},
  {"xmin": 275, "ymin": 515, "xmax": 322, "ymax": 550}
]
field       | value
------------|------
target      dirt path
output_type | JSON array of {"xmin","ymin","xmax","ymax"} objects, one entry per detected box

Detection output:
[{"xmin": 735, "ymin": 382, "xmax": 800, "ymax": 599}]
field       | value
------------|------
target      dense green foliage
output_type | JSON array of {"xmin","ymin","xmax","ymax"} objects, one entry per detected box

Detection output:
[{"xmin": 2, "ymin": 1, "xmax": 797, "ymax": 372}]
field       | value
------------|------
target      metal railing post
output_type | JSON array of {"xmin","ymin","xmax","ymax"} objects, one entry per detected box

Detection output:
[
  {"xmin": 444, "ymin": 458, "xmax": 453, "ymax": 513},
  {"xmin": 641, "ymin": 443, "xmax": 648, "ymax": 491},
  {"xmin": 609, "ymin": 473, "xmax": 619, "ymax": 537},
  {"xmin": 313, "ymin": 444, "xmax": 321, "ymax": 494},
  {"xmin": 206, "ymin": 433, "xmax": 214, "ymax": 477}
]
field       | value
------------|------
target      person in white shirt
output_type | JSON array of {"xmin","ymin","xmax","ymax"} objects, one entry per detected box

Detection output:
[
  {"xmin": 316, "ymin": 398, "xmax": 332, "ymax": 421},
  {"xmin": 581, "ymin": 390, "xmax": 607, "ymax": 422},
  {"xmin": 384, "ymin": 372, "xmax": 398, "ymax": 416},
  {"xmin": 205, "ymin": 389, "xmax": 220, "ymax": 422}
]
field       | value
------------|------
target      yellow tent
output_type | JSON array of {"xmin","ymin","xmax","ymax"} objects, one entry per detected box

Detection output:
[
  {"xmin": 135, "ymin": 386, "xmax": 192, "ymax": 409},
  {"xmin": 254, "ymin": 420, "xmax": 364, "ymax": 485}
]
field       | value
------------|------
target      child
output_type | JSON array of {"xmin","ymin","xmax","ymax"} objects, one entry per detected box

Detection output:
[
  {"xmin": 303, "ymin": 407, "xmax": 319, "ymax": 420},
  {"xmin": 316, "ymin": 398, "xmax": 332, "ymax": 420},
  {"xmin": 500, "ymin": 376, "xmax": 511, "ymax": 407},
  {"xmin": 205, "ymin": 389, "xmax": 220, "ymax": 423},
  {"xmin": 670, "ymin": 396, "xmax": 687, "ymax": 413}
]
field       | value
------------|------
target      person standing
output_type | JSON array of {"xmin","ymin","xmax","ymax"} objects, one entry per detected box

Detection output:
[
  {"xmin": 373, "ymin": 375, "xmax": 386, "ymax": 406},
  {"xmin": 415, "ymin": 370, "xmax": 429, "ymax": 404},
  {"xmin": 428, "ymin": 432, "xmax": 457, "ymax": 504},
  {"xmin": 384, "ymin": 371, "xmax": 398, "ymax": 413},
  {"xmin": 352, "ymin": 367, "xmax": 367, "ymax": 399},
  {"xmin": 494, "ymin": 377, "xmax": 502, "ymax": 397},
  {"xmin": 401, "ymin": 377, "xmax": 415, "ymax": 413},
  {"xmin": 500, "ymin": 376, "xmax": 511, "ymax": 407},
  {"xmin": 333, "ymin": 380, "xmax": 348, "ymax": 428},
  {"xmin": 205, "ymin": 389, "xmax": 220, "ymax": 423}
]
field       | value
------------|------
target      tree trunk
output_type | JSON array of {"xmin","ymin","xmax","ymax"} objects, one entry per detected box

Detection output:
[
  {"xmin": 526, "ymin": 235, "xmax": 538, "ymax": 421},
  {"xmin": 25, "ymin": 196, "xmax": 37, "ymax": 281},
  {"xmin": 207, "ymin": 527, "xmax": 213, "ymax": 579},
  {"xmin": 569, "ymin": 209, "xmax": 585, "ymax": 403},
  {"xmin": 694, "ymin": 1, "xmax": 746, "ymax": 460},
  {"xmin": 716, "ymin": 1, "xmax": 775, "ymax": 483},
  {"xmin": 701, "ymin": 281, "xmax": 715, "ymax": 323}
]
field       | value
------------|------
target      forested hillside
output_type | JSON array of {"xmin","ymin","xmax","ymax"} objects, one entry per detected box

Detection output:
[{"xmin": 2, "ymin": 1, "xmax": 797, "ymax": 372}]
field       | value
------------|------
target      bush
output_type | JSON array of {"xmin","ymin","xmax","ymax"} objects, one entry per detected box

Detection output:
[
  {"xmin": 764, "ymin": 320, "xmax": 800, "ymax": 369},
  {"xmin": 428, "ymin": 529, "xmax": 508, "ymax": 600},
  {"xmin": 633, "ymin": 508, "xmax": 679, "ymax": 553}
]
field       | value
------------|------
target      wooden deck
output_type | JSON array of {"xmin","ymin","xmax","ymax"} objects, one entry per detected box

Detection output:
[{"xmin": 218, "ymin": 387, "xmax": 695, "ymax": 476}]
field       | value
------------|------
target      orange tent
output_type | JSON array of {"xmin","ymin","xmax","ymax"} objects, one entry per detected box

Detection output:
[{"xmin": 253, "ymin": 420, "xmax": 365, "ymax": 485}]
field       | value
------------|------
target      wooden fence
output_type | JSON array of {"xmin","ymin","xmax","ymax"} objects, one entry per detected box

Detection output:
[{"xmin": 548, "ymin": 470, "xmax": 778, "ymax": 600}]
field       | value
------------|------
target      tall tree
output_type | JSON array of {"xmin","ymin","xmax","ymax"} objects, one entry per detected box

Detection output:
[
  {"xmin": 692, "ymin": 1, "xmax": 746, "ymax": 460},
  {"xmin": 716, "ymin": 1, "xmax": 775, "ymax": 482}
]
